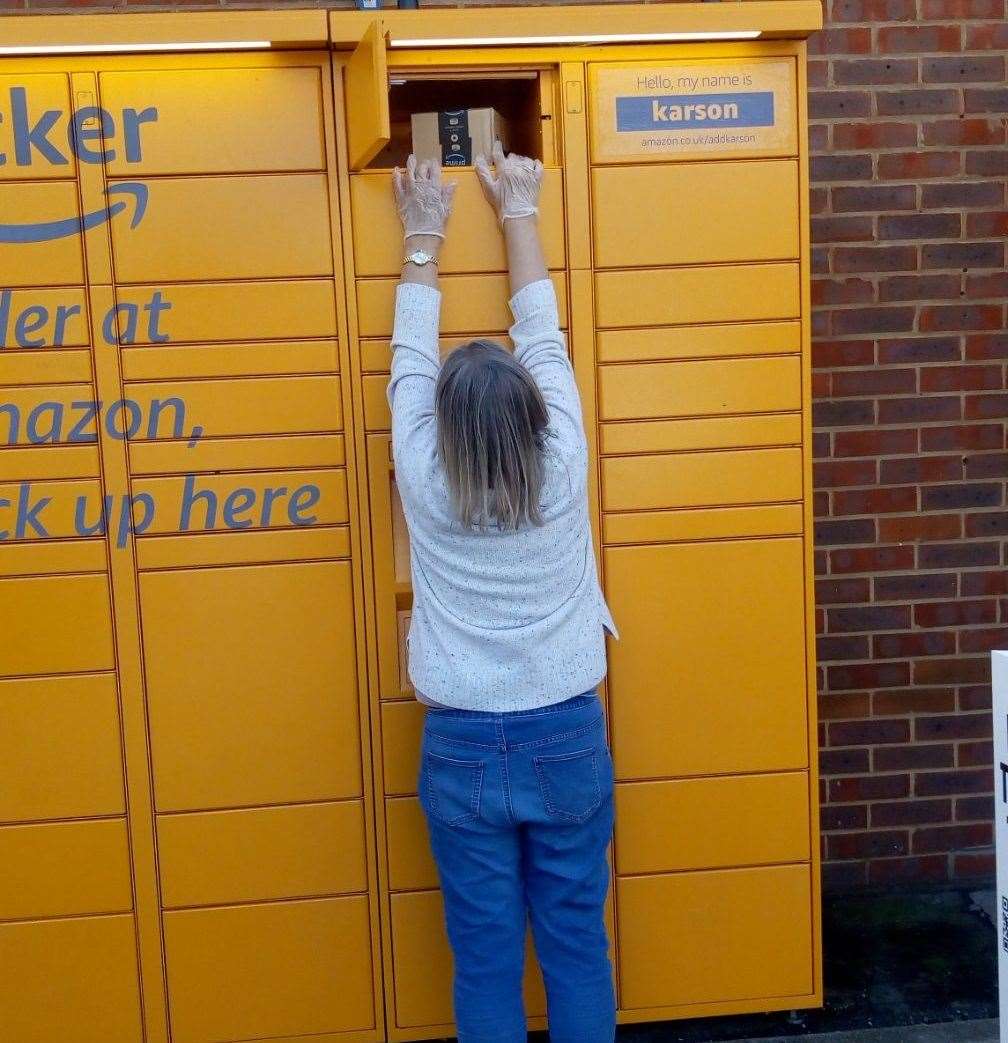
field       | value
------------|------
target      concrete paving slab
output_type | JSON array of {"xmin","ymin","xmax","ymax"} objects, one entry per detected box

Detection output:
[{"xmin": 747, "ymin": 1020, "xmax": 999, "ymax": 1043}]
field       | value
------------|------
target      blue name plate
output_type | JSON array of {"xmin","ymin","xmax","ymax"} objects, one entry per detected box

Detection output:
[{"xmin": 616, "ymin": 91, "xmax": 775, "ymax": 132}]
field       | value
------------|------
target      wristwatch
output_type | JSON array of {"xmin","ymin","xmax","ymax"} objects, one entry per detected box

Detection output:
[{"xmin": 402, "ymin": 247, "xmax": 438, "ymax": 268}]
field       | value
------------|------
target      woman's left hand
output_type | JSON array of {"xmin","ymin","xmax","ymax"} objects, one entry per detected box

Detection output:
[{"xmin": 393, "ymin": 154, "xmax": 457, "ymax": 242}]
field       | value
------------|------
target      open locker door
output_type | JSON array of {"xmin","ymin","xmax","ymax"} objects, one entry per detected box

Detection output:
[{"xmin": 345, "ymin": 18, "xmax": 391, "ymax": 170}]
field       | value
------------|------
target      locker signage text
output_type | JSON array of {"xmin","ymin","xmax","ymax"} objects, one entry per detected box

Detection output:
[{"xmin": 615, "ymin": 92, "xmax": 775, "ymax": 132}]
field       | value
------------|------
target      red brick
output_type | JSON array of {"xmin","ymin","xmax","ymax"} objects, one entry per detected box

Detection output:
[
  {"xmin": 921, "ymin": 482, "xmax": 1003, "ymax": 511},
  {"xmin": 833, "ymin": 244, "xmax": 918, "ymax": 273},
  {"xmin": 958, "ymin": 740, "xmax": 994, "ymax": 766},
  {"xmin": 880, "ymin": 455, "xmax": 962, "ymax": 484},
  {"xmin": 814, "ymin": 460, "xmax": 878, "ymax": 488},
  {"xmin": 913, "ymin": 822, "xmax": 992, "ymax": 853},
  {"xmin": 921, "ymin": 0, "xmax": 1003, "ymax": 13},
  {"xmin": 957, "ymin": 795, "xmax": 995, "ymax": 821},
  {"xmin": 878, "ymin": 212, "xmax": 961, "ymax": 240},
  {"xmin": 923, "ymin": 55, "xmax": 1005, "ymax": 84},
  {"xmin": 877, "ymin": 150, "xmax": 962, "ymax": 179},
  {"xmin": 824, "ymin": 860, "xmax": 870, "ymax": 888},
  {"xmin": 878, "ymin": 514, "xmax": 962, "ymax": 541},
  {"xmin": 961, "ymin": 572, "xmax": 1007, "ymax": 596},
  {"xmin": 961, "ymin": 626, "xmax": 1008, "ymax": 653},
  {"xmin": 834, "ymin": 427, "xmax": 917, "ymax": 456},
  {"xmin": 964, "ymin": 23, "xmax": 1008, "ymax": 50},
  {"xmin": 878, "ymin": 395, "xmax": 961, "ymax": 423},
  {"xmin": 833, "ymin": 59, "xmax": 920, "ymax": 86},
  {"xmin": 959, "ymin": 688, "xmax": 993, "ymax": 712},
  {"xmin": 921, "ymin": 364, "xmax": 1004, "ymax": 392},
  {"xmin": 833, "ymin": 487, "xmax": 918, "ymax": 516},
  {"xmin": 868, "ymin": 855, "xmax": 950, "ymax": 884},
  {"xmin": 831, "ymin": 774, "xmax": 911, "ymax": 802},
  {"xmin": 921, "ymin": 422, "xmax": 1003, "ymax": 451},
  {"xmin": 829, "ymin": 718, "xmax": 912, "ymax": 746},
  {"xmin": 833, "ymin": 184, "xmax": 917, "ymax": 213},
  {"xmin": 923, "ymin": 119, "xmax": 1005, "ymax": 148},
  {"xmin": 874, "ymin": 687, "xmax": 957, "ymax": 715},
  {"xmin": 921, "ymin": 181, "xmax": 1004, "ymax": 209},
  {"xmin": 923, "ymin": 241, "xmax": 1004, "ymax": 269},
  {"xmin": 963, "ymin": 87, "xmax": 1008, "ymax": 114},
  {"xmin": 965, "ymin": 511, "xmax": 1008, "ymax": 537},
  {"xmin": 822, "ymin": 804, "xmax": 869, "ymax": 830},
  {"xmin": 915, "ymin": 768, "xmax": 991, "ymax": 796},
  {"xmin": 819, "ymin": 689, "xmax": 872, "ymax": 717},
  {"xmin": 874, "ymin": 743, "xmax": 955, "ymax": 770},
  {"xmin": 814, "ymin": 339, "xmax": 876, "ymax": 367},
  {"xmin": 829, "ymin": 829, "xmax": 910, "ymax": 860},
  {"xmin": 878, "ymin": 335, "xmax": 961, "ymax": 364},
  {"xmin": 915, "ymin": 712, "xmax": 992, "ymax": 742},
  {"xmin": 875, "ymin": 573, "xmax": 959, "ymax": 602},
  {"xmin": 822, "ymin": 747, "xmax": 872, "ymax": 775},
  {"xmin": 831, "ymin": 0, "xmax": 916, "ymax": 18},
  {"xmin": 834, "ymin": 121, "xmax": 918, "ymax": 149},
  {"xmin": 809, "ymin": 90, "xmax": 872, "ymax": 119},
  {"xmin": 873, "ymin": 631, "xmax": 956, "ymax": 658},
  {"xmin": 879, "ymin": 25, "xmax": 962, "ymax": 53},
  {"xmin": 878, "ymin": 274, "xmax": 961, "ymax": 302},
  {"xmin": 918, "ymin": 543, "xmax": 1000, "ymax": 570},
  {"xmin": 967, "ymin": 211, "xmax": 1008, "ymax": 237},
  {"xmin": 964, "ymin": 392, "xmax": 1008, "ymax": 419},
  {"xmin": 915, "ymin": 599, "xmax": 999, "ymax": 627},
  {"xmin": 828, "ymin": 660, "xmax": 914, "ymax": 690},
  {"xmin": 966, "ymin": 150, "xmax": 1008, "ymax": 175},
  {"xmin": 871, "ymin": 798, "xmax": 951, "ymax": 826},
  {"xmin": 920, "ymin": 304, "xmax": 1004, "ymax": 332},
  {"xmin": 832, "ymin": 367, "xmax": 917, "ymax": 396},
  {"xmin": 814, "ymin": 399, "xmax": 876, "ymax": 427},
  {"xmin": 816, "ymin": 577, "xmax": 873, "ymax": 605},
  {"xmin": 953, "ymin": 851, "xmax": 996, "ymax": 878},
  {"xmin": 876, "ymin": 89, "xmax": 960, "ymax": 117},
  {"xmin": 829, "ymin": 545, "xmax": 917, "ymax": 574},
  {"xmin": 965, "ymin": 271, "xmax": 1008, "ymax": 298},
  {"xmin": 808, "ymin": 27, "xmax": 873, "ymax": 55},
  {"xmin": 832, "ymin": 306, "xmax": 916, "ymax": 335},
  {"xmin": 811, "ymin": 217, "xmax": 875, "ymax": 245},
  {"xmin": 812, "ymin": 153, "xmax": 874, "ymax": 182}
]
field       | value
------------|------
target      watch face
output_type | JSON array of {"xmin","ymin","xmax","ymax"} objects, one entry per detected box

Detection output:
[{"xmin": 412, "ymin": 249, "xmax": 432, "ymax": 264}]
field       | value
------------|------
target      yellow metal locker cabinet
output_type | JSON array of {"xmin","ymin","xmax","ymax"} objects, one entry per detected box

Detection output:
[{"xmin": 0, "ymin": 4, "xmax": 822, "ymax": 1041}]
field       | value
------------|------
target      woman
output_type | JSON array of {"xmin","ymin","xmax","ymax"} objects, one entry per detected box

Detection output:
[{"xmin": 388, "ymin": 142, "xmax": 619, "ymax": 1043}]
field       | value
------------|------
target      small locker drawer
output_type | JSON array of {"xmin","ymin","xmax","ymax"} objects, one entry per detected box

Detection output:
[
  {"xmin": 616, "ymin": 864, "xmax": 813, "ymax": 1011},
  {"xmin": 602, "ymin": 445, "xmax": 803, "ymax": 513},
  {"xmin": 382, "ymin": 700, "xmax": 425, "ymax": 796},
  {"xmin": 595, "ymin": 263, "xmax": 799, "ymax": 329},
  {"xmin": 386, "ymin": 796, "xmax": 438, "ymax": 891},
  {"xmin": 157, "ymin": 800, "xmax": 368, "ymax": 908},
  {"xmin": 596, "ymin": 320, "xmax": 800, "ymax": 364},
  {"xmin": 604, "ymin": 538, "xmax": 808, "ymax": 779},
  {"xmin": 592, "ymin": 160, "xmax": 799, "ymax": 269},
  {"xmin": 352, "ymin": 168, "xmax": 566, "ymax": 276},
  {"xmin": 614, "ymin": 773, "xmax": 810, "ymax": 875},
  {"xmin": 598, "ymin": 355, "xmax": 800, "ymax": 421},
  {"xmin": 0, "ymin": 182, "xmax": 84, "ymax": 285}
]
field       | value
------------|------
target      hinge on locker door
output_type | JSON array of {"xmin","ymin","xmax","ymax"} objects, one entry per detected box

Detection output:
[{"xmin": 564, "ymin": 80, "xmax": 584, "ymax": 115}]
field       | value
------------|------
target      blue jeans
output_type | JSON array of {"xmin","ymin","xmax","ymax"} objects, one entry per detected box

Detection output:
[{"xmin": 418, "ymin": 689, "xmax": 617, "ymax": 1043}]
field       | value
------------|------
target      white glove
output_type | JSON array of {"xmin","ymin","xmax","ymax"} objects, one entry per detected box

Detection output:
[
  {"xmin": 475, "ymin": 140, "xmax": 543, "ymax": 224},
  {"xmin": 393, "ymin": 154, "xmax": 457, "ymax": 241}
]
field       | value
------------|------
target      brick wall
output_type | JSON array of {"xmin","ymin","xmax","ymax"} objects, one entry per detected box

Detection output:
[
  {"xmin": 808, "ymin": 0, "xmax": 1006, "ymax": 889},
  {"xmin": 3, "ymin": 0, "xmax": 1006, "ymax": 890}
]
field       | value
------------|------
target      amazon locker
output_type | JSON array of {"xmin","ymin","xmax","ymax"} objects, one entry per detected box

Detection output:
[{"xmin": 0, "ymin": 4, "xmax": 823, "ymax": 1042}]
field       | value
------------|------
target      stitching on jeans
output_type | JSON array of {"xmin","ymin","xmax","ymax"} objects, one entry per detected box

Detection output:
[
  {"xmin": 426, "ymin": 714, "xmax": 604, "ymax": 752},
  {"xmin": 533, "ymin": 748, "xmax": 602, "ymax": 822},
  {"xmin": 424, "ymin": 751, "xmax": 485, "ymax": 827}
]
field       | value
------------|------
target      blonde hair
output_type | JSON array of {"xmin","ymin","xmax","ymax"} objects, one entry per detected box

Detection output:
[{"xmin": 435, "ymin": 339, "xmax": 550, "ymax": 531}]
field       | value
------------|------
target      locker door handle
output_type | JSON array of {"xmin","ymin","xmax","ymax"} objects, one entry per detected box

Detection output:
[{"xmin": 564, "ymin": 79, "xmax": 584, "ymax": 115}]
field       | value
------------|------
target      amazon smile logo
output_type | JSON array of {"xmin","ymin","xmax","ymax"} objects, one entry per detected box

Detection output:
[{"xmin": 2, "ymin": 85, "xmax": 158, "ymax": 242}]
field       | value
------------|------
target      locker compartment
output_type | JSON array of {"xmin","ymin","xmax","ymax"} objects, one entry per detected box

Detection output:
[
  {"xmin": 126, "ymin": 375, "xmax": 343, "ymax": 441},
  {"xmin": 163, "ymin": 896, "xmax": 375, "ymax": 1042},
  {"xmin": 596, "ymin": 320, "xmax": 801, "ymax": 364},
  {"xmin": 113, "ymin": 280, "xmax": 337, "ymax": 344},
  {"xmin": 158, "ymin": 800, "xmax": 367, "ymax": 908},
  {"xmin": 109, "ymin": 174, "xmax": 334, "ymax": 282},
  {"xmin": 390, "ymin": 889, "xmax": 546, "ymax": 1030},
  {"xmin": 129, "ymin": 432, "xmax": 345, "ymax": 477},
  {"xmin": 0, "ymin": 478, "xmax": 103, "ymax": 540},
  {"xmin": 0, "ymin": 288, "xmax": 89, "ymax": 349},
  {"xmin": 366, "ymin": 71, "xmax": 555, "ymax": 171},
  {"xmin": 598, "ymin": 355, "xmax": 801, "ymax": 421},
  {"xmin": 140, "ymin": 561, "xmax": 362, "ymax": 811},
  {"xmin": 0, "ymin": 673, "xmax": 123, "ymax": 822},
  {"xmin": 0, "ymin": 818, "xmax": 131, "ymax": 920},
  {"xmin": 382, "ymin": 699, "xmax": 425, "ymax": 797},
  {"xmin": 599, "ymin": 413, "xmax": 802, "ymax": 456},
  {"xmin": 139, "ymin": 468, "xmax": 348, "ymax": 535},
  {"xmin": 595, "ymin": 263, "xmax": 799, "ymax": 328},
  {"xmin": 604, "ymin": 538, "xmax": 808, "ymax": 778},
  {"xmin": 0, "ymin": 347, "xmax": 92, "ymax": 387},
  {"xmin": 603, "ymin": 503, "xmax": 803, "ymax": 546},
  {"xmin": 0, "ymin": 574, "xmax": 114, "ymax": 677},
  {"xmin": 616, "ymin": 864, "xmax": 813, "ymax": 1010},
  {"xmin": 0, "ymin": 915, "xmax": 141, "ymax": 1042},
  {"xmin": 0, "ymin": 73, "xmax": 76, "ymax": 180},
  {"xmin": 351, "ymin": 168, "xmax": 565, "ymax": 276},
  {"xmin": 0, "ymin": 536, "xmax": 106, "ymax": 578},
  {"xmin": 592, "ymin": 160, "xmax": 799, "ymax": 268},
  {"xmin": 357, "ymin": 272, "xmax": 567, "ymax": 339},
  {"xmin": 100, "ymin": 67, "xmax": 326, "ymax": 175},
  {"xmin": 0, "ymin": 383, "xmax": 97, "ymax": 446},
  {"xmin": 386, "ymin": 796, "xmax": 438, "ymax": 892},
  {"xmin": 120, "ymin": 339, "xmax": 339, "ymax": 382},
  {"xmin": 589, "ymin": 57, "xmax": 799, "ymax": 165},
  {"xmin": 136, "ymin": 526, "xmax": 352, "ymax": 571},
  {"xmin": 602, "ymin": 445, "xmax": 803, "ymax": 513},
  {"xmin": 360, "ymin": 334, "xmax": 486, "ymax": 374},
  {"xmin": 614, "ymin": 773, "xmax": 810, "ymax": 875},
  {"xmin": 0, "ymin": 182, "xmax": 84, "ymax": 284},
  {"xmin": 0, "ymin": 444, "xmax": 100, "ymax": 482}
]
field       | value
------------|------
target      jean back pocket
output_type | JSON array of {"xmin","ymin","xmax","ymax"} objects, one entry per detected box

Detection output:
[
  {"xmin": 533, "ymin": 746, "xmax": 606, "ymax": 823},
  {"xmin": 422, "ymin": 749, "xmax": 486, "ymax": 827}
]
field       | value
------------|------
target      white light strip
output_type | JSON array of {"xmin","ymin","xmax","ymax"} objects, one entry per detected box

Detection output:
[
  {"xmin": 0, "ymin": 41, "xmax": 272, "ymax": 55},
  {"xmin": 390, "ymin": 30, "xmax": 761, "ymax": 48}
]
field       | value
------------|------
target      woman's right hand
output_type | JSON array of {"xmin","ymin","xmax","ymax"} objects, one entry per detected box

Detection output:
[{"xmin": 475, "ymin": 140, "xmax": 544, "ymax": 225}]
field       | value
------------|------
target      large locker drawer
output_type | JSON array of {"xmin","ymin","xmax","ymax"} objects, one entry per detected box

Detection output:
[
  {"xmin": 592, "ymin": 160, "xmax": 799, "ymax": 268},
  {"xmin": 357, "ymin": 272, "xmax": 567, "ymax": 338},
  {"xmin": 0, "ymin": 288, "xmax": 89, "ymax": 349},
  {"xmin": 390, "ymin": 889, "xmax": 546, "ymax": 1030},
  {"xmin": 604, "ymin": 538, "xmax": 808, "ymax": 778},
  {"xmin": 598, "ymin": 355, "xmax": 800, "ymax": 421},
  {"xmin": 617, "ymin": 864, "xmax": 813, "ymax": 1010},
  {"xmin": 600, "ymin": 414, "xmax": 802, "ymax": 457},
  {"xmin": 0, "ymin": 913, "xmax": 142, "ymax": 1043},
  {"xmin": 157, "ymin": 800, "xmax": 368, "ymax": 908},
  {"xmin": 595, "ymin": 263, "xmax": 799, "ymax": 328},
  {"xmin": 0, "ymin": 819, "xmax": 131, "ymax": 920},
  {"xmin": 352, "ymin": 168, "xmax": 566, "ymax": 276},
  {"xmin": 596, "ymin": 320, "xmax": 800, "ymax": 364},
  {"xmin": 0, "ymin": 182, "xmax": 84, "ymax": 284},
  {"xmin": 602, "ymin": 446, "xmax": 803, "ymax": 512},
  {"xmin": 163, "ymin": 896, "xmax": 375, "ymax": 1042},
  {"xmin": 0, "ymin": 674, "xmax": 124, "ymax": 822},
  {"xmin": 615, "ymin": 773, "xmax": 810, "ymax": 875},
  {"xmin": 140, "ymin": 561, "xmax": 362, "ymax": 811}
]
